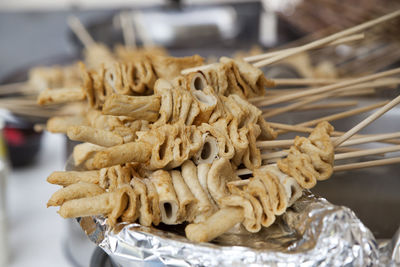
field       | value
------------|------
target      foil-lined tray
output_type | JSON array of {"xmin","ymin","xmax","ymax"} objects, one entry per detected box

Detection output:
[{"xmin": 77, "ymin": 192, "xmax": 400, "ymax": 266}]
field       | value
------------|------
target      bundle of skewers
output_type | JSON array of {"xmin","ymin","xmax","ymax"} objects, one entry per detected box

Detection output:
[
  {"xmin": 17, "ymin": 10, "xmax": 400, "ymax": 243},
  {"xmin": 277, "ymin": 0, "xmax": 400, "ymax": 77}
]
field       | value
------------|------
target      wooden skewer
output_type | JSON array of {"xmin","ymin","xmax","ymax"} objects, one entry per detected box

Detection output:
[
  {"xmin": 263, "ymin": 88, "xmax": 306, "ymax": 95},
  {"xmin": 254, "ymin": 68, "xmax": 400, "ymax": 107},
  {"xmin": 261, "ymin": 150, "xmax": 288, "ymax": 160},
  {"xmin": 256, "ymin": 78, "xmax": 400, "ymax": 109},
  {"xmin": 270, "ymin": 77, "xmax": 400, "ymax": 88},
  {"xmin": 256, "ymin": 87, "xmax": 378, "ymax": 102},
  {"xmin": 256, "ymin": 88, "xmax": 375, "ymax": 103},
  {"xmin": 182, "ymin": 11, "xmax": 400, "ymax": 76},
  {"xmin": 244, "ymin": 33, "xmax": 365, "ymax": 63},
  {"xmin": 334, "ymin": 147, "xmax": 362, "ymax": 153},
  {"xmin": 182, "ymin": 34, "xmax": 364, "ymax": 75},
  {"xmin": 295, "ymin": 101, "xmax": 358, "ymax": 111},
  {"xmin": 0, "ymin": 97, "xmax": 42, "ymax": 106},
  {"xmin": 264, "ymin": 102, "xmax": 391, "ymax": 138},
  {"xmin": 120, "ymin": 12, "xmax": 136, "ymax": 48},
  {"xmin": 339, "ymin": 132, "xmax": 400, "ymax": 147},
  {"xmin": 293, "ymin": 100, "xmax": 389, "ymax": 130},
  {"xmin": 335, "ymin": 145, "xmax": 400, "ymax": 160},
  {"xmin": 261, "ymin": 83, "xmax": 394, "ymax": 118},
  {"xmin": 333, "ymin": 157, "xmax": 400, "ymax": 172},
  {"xmin": 132, "ymin": 11, "xmax": 154, "ymax": 47},
  {"xmin": 0, "ymin": 82, "xmax": 33, "ymax": 96},
  {"xmin": 262, "ymin": 92, "xmax": 338, "ymax": 119},
  {"xmin": 0, "ymin": 105, "xmax": 58, "ymax": 118},
  {"xmin": 268, "ymin": 122, "xmax": 400, "ymax": 145},
  {"xmin": 257, "ymin": 132, "xmax": 400, "ymax": 150},
  {"xmin": 333, "ymin": 95, "xmax": 400, "ymax": 147},
  {"xmin": 261, "ymin": 100, "xmax": 358, "ymax": 113},
  {"xmin": 237, "ymin": 156, "xmax": 400, "ymax": 176},
  {"xmin": 253, "ymin": 10, "xmax": 400, "ymax": 67},
  {"xmin": 271, "ymin": 78, "xmax": 345, "ymax": 86},
  {"xmin": 67, "ymin": 16, "xmax": 96, "ymax": 48},
  {"xmin": 261, "ymin": 87, "xmax": 361, "ymax": 118},
  {"xmin": 335, "ymin": 89, "xmax": 376, "ymax": 97},
  {"xmin": 261, "ymin": 143, "xmax": 400, "ymax": 161}
]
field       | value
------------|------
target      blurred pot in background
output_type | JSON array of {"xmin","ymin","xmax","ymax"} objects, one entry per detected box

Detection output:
[{"xmin": 1, "ymin": 113, "xmax": 42, "ymax": 167}]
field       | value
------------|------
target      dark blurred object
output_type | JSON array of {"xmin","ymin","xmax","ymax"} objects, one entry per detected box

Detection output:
[
  {"xmin": 0, "ymin": 55, "xmax": 79, "ymax": 168},
  {"xmin": 90, "ymin": 247, "xmax": 115, "ymax": 267},
  {"xmin": 278, "ymin": 0, "xmax": 400, "ymax": 35},
  {"xmin": 66, "ymin": 138, "xmax": 80, "ymax": 160},
  {"xmin": 68, "ymin": 1, "xmax": 302, "ymax": 58},
  {"xmin": 277, "ymin": 0, "xmax": 400, "ymax": 76},
  {"xmin": 3, "ymin": 116, "xmax": 42, "ymax": 167}
]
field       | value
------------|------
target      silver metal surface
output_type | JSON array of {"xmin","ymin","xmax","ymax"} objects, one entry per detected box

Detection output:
[
  {"xmin": 127, "ymin": 7, "xmax": 239, "ymax": 47},
  {"xmin": 78, "ymin": 192, "xmax": 398, "ymax": 266}
]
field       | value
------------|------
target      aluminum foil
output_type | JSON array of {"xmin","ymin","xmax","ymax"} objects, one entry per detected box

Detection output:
[{"xmin": 76, "ymin": 192, "xmax": 400, "ymax": 266}]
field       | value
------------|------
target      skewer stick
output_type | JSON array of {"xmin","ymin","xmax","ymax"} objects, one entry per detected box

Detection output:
[
  {"xmin": 254, "ymin": 68, "xmax": 400, "ymax": 107},
  {"xmin": 339, "ymin": 132, "xmax": 400, "ymax": 147},
  {"xmin": 333, "ymin": 157, "xmax": 400, "ymax": 172},
  {"xmin": 256, "ymin": 87, "xmax": 377, "ymax": 102},
  {"xmin": 270, "ymin": 77, "xmax": 400, "ymax": 87},
  {"xmin": 294, "ymin": 100, "xmax": 389, "ymax": 129},
  {"xmin": 0, "ymin": 82, "xmax": 33, "ymax": 95},
  {"xmin": 333, "ymin": 147, "xmax": 362, "ymax": 153},
  {"xmin": 335, "ymin": 145, "xmax": 400, "ymax": 160},
  {"xmin": 268, "ymin": 122, "xmax": 317, "ymax": 134},
  {"xmin": 120, "ymin": 12, "xmax": 136, "ymax": 48},
  {"xmin": 262, "ymin": 93, "xmax": 336, "ymax": 119},
  {"xmin": 268, "ymin": 122, "xmax": 400, "ymax": 145},
  {"xmin": 271, "ymin": 78, "xmax": 345, "ymax": 86},
  {"xmin": 0, "ymin": 97, "xmax": 41, "ymax": 106},
  {"xmin": 261, "ymin": 150, "xmax": 288, "ymax": 160},
  {"xmin": 252, "ymin": 10, "xmax": 400, "ymax": 67},
  {"xmin": 261, "ymin": 86, "xmax": 363, "ymax": 118},
  {"xmin": 333, "ymin": 95, "xmax": 400, "ymax": 147},
  {"xmin": 261, "ymin": 143, "xmax": 400, "ymax": 161},
  {"xmin": 256, "ymin": 88, "xmax": 375, "ymax": 103},
  {"xmin": 183, "ymin": 33, "xmax": 364, "ymax": 74},
  {"xmin": 237, "ymin": 156, "xmax": 400, "ymax": 176},
  {"xmin": 0, "ymin": 105, "xmax": 58, "ymax": 118},
  {"xmin": 245, "ymin": 33, "xmax": 365, "ymax": 63},
  {"xmin": 257, "ymin": 132, "xmax": 400, "ymax": 150},
  {"xmin": 256, "ymin": 77, "xmax": 400, "ymax": 108},
  {"xmin": 336, "ymin": 89, "xmax": 376, "ymax": 97},
  {"xmin": 296, "ymin": 101, "xmax": 358, "ymax": 111},
  {"xmin": 67, "ymin": 16, "xmax": 96, "ymax": 48},
  {"xmin": 132, "ymin": 11, "xmax": 154, "ymax": 47},
  {"xmin": 261, "ymin": 101, "xmax": 358, "ymax": 112},
  {"xmin": 261, "ymin": 85, "xmax": 376, "ymax": 116}
]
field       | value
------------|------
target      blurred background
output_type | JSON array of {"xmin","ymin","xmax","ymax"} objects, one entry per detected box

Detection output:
[{"xmin": 0, "ymin": 0, "xmax": 399, "ymax": 266}]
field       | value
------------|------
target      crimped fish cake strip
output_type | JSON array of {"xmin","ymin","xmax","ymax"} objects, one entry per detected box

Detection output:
[{"xmin": 47, "ymin": 182, "xmax": 104, "ymax": 207}]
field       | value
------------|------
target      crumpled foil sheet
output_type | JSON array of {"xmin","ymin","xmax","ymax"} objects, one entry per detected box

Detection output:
[{"xmin": 77, "ymin": 192, "xmax": 400, "ymax": 266}]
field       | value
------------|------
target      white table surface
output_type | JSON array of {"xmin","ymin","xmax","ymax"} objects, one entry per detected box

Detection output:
[{"xmin": 5, "ymin": 132, "xmax": 72, "ymax": 267}]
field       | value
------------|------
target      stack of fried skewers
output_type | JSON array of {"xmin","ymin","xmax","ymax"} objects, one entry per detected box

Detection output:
[{"xmin": 10, "ymin": 11, "xmax": 400, "ymax": 243}]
